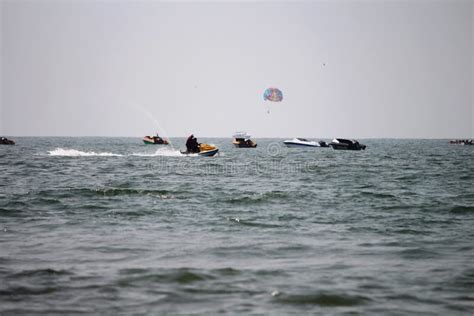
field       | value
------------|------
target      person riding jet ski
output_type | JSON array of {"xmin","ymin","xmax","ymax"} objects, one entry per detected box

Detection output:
[{"xmin": 186, "ymin": 134, "xmax": 200, "ymax": 153}]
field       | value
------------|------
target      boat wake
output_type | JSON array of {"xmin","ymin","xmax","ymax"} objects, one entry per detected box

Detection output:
[
  {"xmin": 48, "ymin": 148, "xmax": 123, "ymax": 157},
  {"xmin": 47, "ymin": 147, "xmax": 186, "ymax": 157}
]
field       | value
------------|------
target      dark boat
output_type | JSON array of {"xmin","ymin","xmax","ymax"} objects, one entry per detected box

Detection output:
[
  {"xmin": 449, "ymin": 139, "xmax": 473, "ymax": 145},
  {"xmin": 318, "ymin": 141, "xmax": 329, "ymax": 147},
  {"xmin": 233, "ymin": 138, "xmax": 257, "ymax": 148},
  {"xmin": 329, "ymin": 138, "xmax": 366, "ymax": 150},
  {"xmin": 0, "ymin": 137, "xmax": 15, "ymax": 145},
  {"xmin": 143, "ymin": 135, "xmax": 169, "ymax": 145},
  {"xmin": 232, "ymin": 132, "xmax": 257, "ymax": 148}
]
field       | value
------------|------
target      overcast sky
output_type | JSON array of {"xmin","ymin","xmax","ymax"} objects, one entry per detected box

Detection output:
[{"xmin": 1, "ymin": 0, "xmax": 473, "ymax": 138}]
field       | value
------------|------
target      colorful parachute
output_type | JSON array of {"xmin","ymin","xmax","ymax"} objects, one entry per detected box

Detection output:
[{"xmin": 263, "ymin": 87, "xmax": 283, "ymax": 102}]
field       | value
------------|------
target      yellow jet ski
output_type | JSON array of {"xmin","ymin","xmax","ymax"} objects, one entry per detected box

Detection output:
[{"xmin": 181, "ymin": 144, "xmax": 219, "ymax": 157}]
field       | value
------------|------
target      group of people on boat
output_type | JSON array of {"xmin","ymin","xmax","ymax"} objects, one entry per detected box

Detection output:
[{"xmin": 449, "ymin": 139, "xmax": 473, "ymax": 145}]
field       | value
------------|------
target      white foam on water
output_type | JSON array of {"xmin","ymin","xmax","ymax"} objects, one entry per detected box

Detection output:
[
  {"xmin": 48, "ymin": 147, "xmax": 203, "ymax": 158},
  {"xmin": 48, "ymin": 148, "xmax": 123, "ymax": 157}
]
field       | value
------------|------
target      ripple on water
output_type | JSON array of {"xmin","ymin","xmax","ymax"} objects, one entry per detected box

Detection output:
[
  {"xmin": 449, "ymin": 205, "xmax": 474, "ymax": 214},
  {"xmin": 117, "ymin": 268, "xmax": 215, "ymax": 286},
  {"xmin": 220, "ymin": 191, "xmax": 290, "ymax": 205},
  {"xmin": 448, "ymin": 268, "xmax": 474, "ymax": 291},
  {"xmin": 0, "ymin": 269, "xmax": 74, "ymax": 299},
  {"xmin": 397, "ymin": 247, "xmax": 442, "ymax": 260},
  {"xmin": 68, "ymin": 187, "xmax": 179, "ymax": 198},
  {"xmin": 226, "ymin": 217, "xmax": 282, "ymax": 229},
  {"xmin": 9, "ymin": 268, "xmax": 73, "ymax": 278},
  {"xmin": 275, "ymin": 292, "xmax": 370, "ymax": 307}
]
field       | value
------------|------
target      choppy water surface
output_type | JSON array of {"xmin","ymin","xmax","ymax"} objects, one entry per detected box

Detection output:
[{"xmin": 1, "ymin": 138, "xmax": 473, "ymax": 315}]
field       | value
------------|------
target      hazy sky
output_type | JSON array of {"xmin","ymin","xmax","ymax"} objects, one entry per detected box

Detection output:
[{"xmin": 1, "ymin": 0, "xmax": 473, "ymax": 138}]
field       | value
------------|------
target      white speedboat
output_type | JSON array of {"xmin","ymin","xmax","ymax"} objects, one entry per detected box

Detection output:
[{"xmin": 283, "ymin": 138, "xmax": 320, "ymax": 148}]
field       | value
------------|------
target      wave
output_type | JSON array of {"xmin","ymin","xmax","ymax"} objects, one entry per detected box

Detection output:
[
  {"xmin": 116, "ymin": 268, "xmax": 214, "ymax": 286},
  {"xmin": 0, "ymin": 286, "xmax": 58, "ymax": 296},
  {"xmin": 275, "ymin": 292, "xmax": 370, "ymax": 306},
  {"xmin": 359, "ymin": 191, "xmax": 398, "ymax": 199},
  {"xmin": 69, "ymin": 187, "xmax": 176, "ymax": 198},
  {"xmin": 449, "ymin": 205, "xmax": 474, "ymax": 214},
  {"xmin": 11, "ymin": 268, "xmax": 72, "ymax": 278},
  {"xmin": 221, "ymin": 191, "xmax": 290, "ymax": 205},
  {"xmin": 48, "ymin": 148, "xmax": 122, "ymax": 157},
  {"xmin": 226, "ymin": 217, "xmax": 282, "ymax": 228}
]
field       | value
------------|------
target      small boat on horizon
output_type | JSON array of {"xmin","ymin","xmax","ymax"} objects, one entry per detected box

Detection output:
[
  {"xmin": 0, "ymin": 137, "xmax": 15, "ymax": 145},
  {"xmin": 143, "ymin": 134, "xmax": 169, "ymax": 145},
  {"xmin": 329, "ymin": 138, "xmax": 366, "ymax": 150},
  {"xmin": 449, "ymin": 139, "xmax": 473, "ymax": 145},
  {"xmin": 283, "ymin": 138, "xmax": 328, "ymax": 148},
  {"xmin": 232, "ymin": 131, "xmax": 257, "ymax": 148}
]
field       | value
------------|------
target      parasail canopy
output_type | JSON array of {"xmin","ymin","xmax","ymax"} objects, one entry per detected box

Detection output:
[{"xmin": 263, "ymin": 87, "xmax": 283, "ymax": 102}]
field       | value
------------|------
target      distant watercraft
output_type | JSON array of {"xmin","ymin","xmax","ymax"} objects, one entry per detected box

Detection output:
[
  {"xmin": 449, "ymin": 139, "xmax": 473, "ymax": 145},
  {"xmin": 232, "ymin": 131, "xmax": 257, "ymax": 148},
  {"xmin": 329, "ymin": 138, "xmax": 366, "ymax": 150},
  {"xmin": 0, "ymin": 137, "xmax": 15, "ymax": 145},
  {"xmin": 143, "ymin": 135, "xmax": 169, "ymax": 145},
  {"xmin": 283, "ymin": 138, "xmax": 324, "ymax": 148}
]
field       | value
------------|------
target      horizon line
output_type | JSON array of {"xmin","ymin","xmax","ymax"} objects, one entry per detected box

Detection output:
[{"xmin": 2, "ymin": 135, "xmax": 473, "ymax": 140}]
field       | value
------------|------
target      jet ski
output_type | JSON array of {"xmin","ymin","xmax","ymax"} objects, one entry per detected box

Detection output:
[
  {"xmin": 283, "ymin": 138, "xmax": 321, "ymax": 148},
  {"xmin": 143, "ymin": 135, "xmax": 169, "ymax": 145},
  {"xmin": 232, "ymin": 131, "xmax": 257, "ymax": 148},
  {"xmin": 0, "ymin": 137, "xmax": 15, "ymax": 145},
  {"xmin": 329, "ymin": 138, "xmax": 366, "ymax": 150},
  {"xmin": 181, "ymin": 144, "xmax": 219, "ymax": 157}
]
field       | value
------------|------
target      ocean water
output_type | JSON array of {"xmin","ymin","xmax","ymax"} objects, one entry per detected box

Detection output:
[{"xmin": 0, "ymin": 138, "xmax": 473, "ymax": 315}]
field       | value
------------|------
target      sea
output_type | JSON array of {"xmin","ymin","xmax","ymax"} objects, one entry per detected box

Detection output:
[{"xmin": 0, "ymin": 138, "xmax": 473, "ymax": 315}]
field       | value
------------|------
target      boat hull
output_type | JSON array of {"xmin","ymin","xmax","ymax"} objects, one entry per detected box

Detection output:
[
  {"xmin": 233, "ymin": 143, "xmax": 257, "ymax": 148},
  {"xmin": 198, "ymin": 148, "xmax": 219, "ymax": 157},
  {"xmin": 284, "ymin": 142, "xmax": 320, "ymax": 148},
  {"xmin": 180, "ymin": 148, "xmax": 219, "ymax": 157},
  {"xmin": 330, "ymin": 144, "xmax": 363, "ymax": 150},
  {"xmin": 329, "ymin": 139, "xmax": 366, "ymax": 150},
  {"xmin": 233, "ymin": 140, "xmax": 257, "ymax": 148}
]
